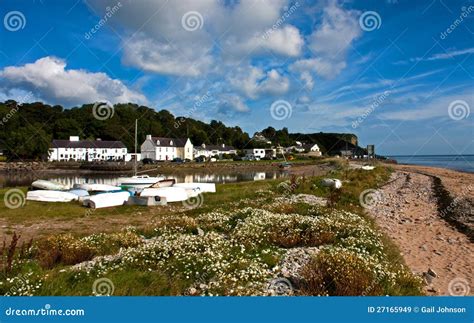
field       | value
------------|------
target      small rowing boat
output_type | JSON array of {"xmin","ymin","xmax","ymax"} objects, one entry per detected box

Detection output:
[
  {"xmin": 173, "ymin": 183, "xmax": 216, "ymax": 193},
  {"xmin": 118, "ymin": 175, "xmax": 166, "ymax": 188},
  {"xmin": 27, "ymin": 190, "xmax": 78, "ymax": 202},
  {"xmin": 74, "ymin": 183, "xmax": 122, "ymax": 192},
  {"xmin": 320, "ymin": 178, "xmax": 342, "ymax": 189},
  {"xmin": 83, "ymin": 191, "xmax": 132, "ymax": 209},
  {"xmin": 31, "ymin": 180, "xmax": 69, "ymax": 191},
  {"xmin": 140, "ymin": 187, "xmax": 189, "ymax": 202}
]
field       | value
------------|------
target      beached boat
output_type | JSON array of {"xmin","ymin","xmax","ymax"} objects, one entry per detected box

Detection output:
[
  {"xmin": 140, "ymin": 187, "xmax": 189, "ymax": 202},
  {"xmin": 117, "ymin": 175, "xmax": 166, "ymax": 187},
  {"xmin": 320, "ymin": 178, "xmax": 342, "ymax": 189},
  {"xmin": 126, "ymin": 195, "xmax": 167, "ymax": 206},
  {"xmin": 68, "ymin": 189, "xmax": 90, "ymax": 197},
  {"xmin": 149, "ymin": 179, "xmax": 176, "ymax": 188},
  {"xmin": 27, "ymin": 190, "xmax": 78, "ymax": 202},
  {"xmin": 279, "ymin": 162, "xmax": 292, "ymax": 169},
  {"xmin": 83, "ymin": 191, "xmax": 132, "ymax": 209},
  {"xmin": 361, "ymin": 165, "xmax": 375, "ymax": 170},
  {"xmin": 31, "ymin": 180, "xmax": 69, "ymax": 191},
  {"xmin": 74, "ymin": 183, "xmax": 122, "ymax": 192},
  {"xmin": 173, "ymin": 183, "xmax": 216, "ymax": 193}
]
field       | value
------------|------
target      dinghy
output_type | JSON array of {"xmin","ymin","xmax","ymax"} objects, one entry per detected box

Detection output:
[
  {"xmin": 173, "ymin": 183, "xmax": 216, "ymax": 193},
  {"xmin": 83, "ymin": 191, "xmax": 131, "ymax": 209},
  {"xmin": 27, "ymin": 190, "xmax": 78, "ymax": 202},
  {"xmin": 68, "ymin": 189, "xmax": 89, "ymax": 197},
  {"xmin": 149, "ymin": 179, "xmax": 176, "ymax": 188},
  {"xmin": 140, "ymin": 187, "xmax": 189, "ymax": 202},
  {"xmin": 118, "ymin": 175, "xmax": 166, "ymax": 188},
  {"xmin": 320, "ymin": 178, "xmax": 342, "ymax": 189},
  {"xmin": 126, "ymin": 196, "xmax": 167, "ymax": 206},
  {"xmin": 74, "ymin": 183, "xmax": 122, "ymax": 192},
  {"xmin": 361, "ymin": 165, "xmax": 375, "ymax": 170},
  {"xmin": 31, "ymin": 180, "xmax": 69, "ymax": 191}
]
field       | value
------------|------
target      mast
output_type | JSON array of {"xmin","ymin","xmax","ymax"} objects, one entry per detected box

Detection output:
[{"xmin": 134, "ymin": 119, "xmax": 137, "ymax": 176}]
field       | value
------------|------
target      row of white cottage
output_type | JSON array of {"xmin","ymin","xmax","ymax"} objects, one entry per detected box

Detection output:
[
  {"xmin": 48, "ymin": 135, "xmax": 237, "ymax": 162},
  {"xmin": 48, "ymin": 135, "xmax": 321, "ymax": 162}
]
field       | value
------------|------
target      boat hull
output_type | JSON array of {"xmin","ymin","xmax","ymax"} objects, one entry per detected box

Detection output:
[
  {"xmin": 83, "ymin": 191, "xmax": 131, "ymax": 209},
  {"xmin": 140, "ymin": 187, "xmax": 189, "ymax": 202},
  {"xmin": 31, "ymin": 180, "xmax": 68, "ymax": 191},
  {"xmin": 173, "ymin": 183, "xmax": 216, "ymax": 193},
  {"xmin": 27, "ymin": 190, "xmax": 78, "ymax": 202}
]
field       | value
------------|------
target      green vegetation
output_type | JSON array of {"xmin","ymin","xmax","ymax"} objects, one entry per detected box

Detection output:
[
  {"xmin": 0, "ymin": 165, "xmax": 423, "ymax": 296},
  {"xmin": 0, "ymin": 101, "xmax": 360, "ymax": 160}
]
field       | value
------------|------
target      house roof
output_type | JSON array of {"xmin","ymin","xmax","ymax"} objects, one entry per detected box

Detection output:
[
  {"xmin": 51, "ymin": 139, "xmax": 126, "ymax": 149},
  {"xmin": 303, "ymin": 143, "xmax": 319, "ymax": 150},
  {"xmin": 150, "ymin": 137, "xmax": 189, "ymax": 147}
]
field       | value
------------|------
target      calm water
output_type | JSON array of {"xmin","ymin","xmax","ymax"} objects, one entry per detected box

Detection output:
[
  {"xmin": 388, "ymin": 155, "xmax": 474, "ymax": 173},
  {"xmin": 0, "ymin": 170, "xmax": 288, "ymax": 188}
]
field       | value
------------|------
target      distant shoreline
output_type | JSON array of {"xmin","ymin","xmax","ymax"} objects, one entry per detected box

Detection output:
[{"xmin": 386, "ymin": 155, "xmax": 474, "ymax": 174}]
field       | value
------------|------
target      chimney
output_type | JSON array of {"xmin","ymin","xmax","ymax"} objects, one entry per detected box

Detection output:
[
  {"xmin": 146, "ymin": 134, "xmax": 152, "ymax": 140},
  {"xmin": 69, "ymin": 136, "xmax": 79, "ymax": 142}
]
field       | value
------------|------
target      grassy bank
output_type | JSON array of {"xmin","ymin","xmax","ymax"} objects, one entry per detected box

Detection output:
[{"xmin": 0, "ymin": 164, "xmax": 423, "ymax": 296}]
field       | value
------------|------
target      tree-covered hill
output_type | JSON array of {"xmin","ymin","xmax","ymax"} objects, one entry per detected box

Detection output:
[{"xmin": 0, "ymin": 101, "xmax": 362, "ymax": 160}]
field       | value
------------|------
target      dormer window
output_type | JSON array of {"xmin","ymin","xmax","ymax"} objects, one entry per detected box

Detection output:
[
  {"xmin": 156, "ymin": 140, "xmax": 160, "ymax": 145},
  {"xmin": 170, "ymin": 140, "xmax": 173, "ymax": 146}
]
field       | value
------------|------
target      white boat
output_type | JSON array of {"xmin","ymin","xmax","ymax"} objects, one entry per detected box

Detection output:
[
  {"xmin": 118, "ymin": 175, "xmax": 166, "ymax": 187},
  {"xmin": 74, "ymin": 183, "xmax": 122, "ymax": 192},
  {"xmin": 126, "ymin": 195, "xmax": 167, "ymax": 206},
  {"xmin": 140, "ymin": 187, "xmax": 189, "ymax": 202},
  {"xmin": 149, "ymin": 179, "xmax": 176, "ymax": 188},
  {"xmin": 320, "ymin": 178, "xmax": 342, "ymax": 189},
  {"xmin": 31, "ymin": 180, "xmax": 69, "ymax": 191},
  {"xmin": 173, "ymin": 183, "xmax": 216, "ymax": 193},
  {"xmin": 361, "ymin": 165, "xmax": 375, "ymax": 170},
  {"xmin": 68, "ymin": 189, "xmax": 89, "ymax": 197},
  {"xmin": 27, "ymin": 190, "xmax": 78, "ymax": 202},
  {"xmin": 83, "ymin": 191, "xmax": 131, "ymax": 209}
]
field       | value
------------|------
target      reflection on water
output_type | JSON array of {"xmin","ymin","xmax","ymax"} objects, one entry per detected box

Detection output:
[{"xmin": 0, "ymin": 170, "xmax": 286, "ymax": 188}]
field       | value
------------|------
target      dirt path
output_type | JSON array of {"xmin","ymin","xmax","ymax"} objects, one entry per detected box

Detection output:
[{"xmin": 368, "ymin": 170, "xmax": 473, "ymax": 295}]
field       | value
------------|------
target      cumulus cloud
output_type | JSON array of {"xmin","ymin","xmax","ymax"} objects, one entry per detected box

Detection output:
[
  {"xmin": 291, "ymin": 0, "xmax": 360, "ymax": 83},
  {"xmin": 217, "ymin": 95, "xmax": 250, "ymax": 115},
  {"xmin": 0, "ymin": 57, "xmax": 146, "ymax": 106},
  {"xmin": 229, "ymin": 66, "xmax": 290, "ymax": 99}
]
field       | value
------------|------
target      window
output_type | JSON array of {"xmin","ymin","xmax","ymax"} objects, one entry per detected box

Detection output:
[{"xmin": 170, "ymin": 140, "xmax": 173, "ymax": 145}]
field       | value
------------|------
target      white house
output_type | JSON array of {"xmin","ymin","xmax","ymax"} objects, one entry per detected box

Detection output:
[
  {"xmin": 141, "ymin": 135, "xmax": 193, "ymax": 161},
  {"xmin": 194, "ymin": 143, "xmax": 237, "ymax": 159},
  {"xmin": 244, "ymin": 148, "xmax": 266, "ymax": 159},
  {"xmin": 303, "ymin": 143, "xmax": 322, "ymax": 156},
  {"xmin": 48, "ymin": 136, "xmax": 127, "ymax": 162}
]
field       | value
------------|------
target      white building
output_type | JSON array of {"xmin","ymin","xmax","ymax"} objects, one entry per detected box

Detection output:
[
  {"xmin": 194, "ymin": 143, "xmax": 237, "ymax": 159},
  {"xmin": 48, "ymin": 136, "xmax": 127, "ymax": 162},
  {"xmin": 303, "ymin": 143, "xmax": 322, "ymax": 155},
  {"xmin": 141, "ymin": 135, "xmax": 193, "ymax": 161},
  {"xmin": 244, "ymin": 148, "xmax": 266, "ymax": 159}
]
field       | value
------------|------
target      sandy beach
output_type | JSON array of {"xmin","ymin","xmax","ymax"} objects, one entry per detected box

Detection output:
[{"xmin": 368, "ymin": 163, "xmax": 473, "ymax": 295}]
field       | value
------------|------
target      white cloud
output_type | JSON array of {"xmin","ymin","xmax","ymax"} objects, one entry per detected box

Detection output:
[
  {"xmin": 0, "ymin": 57, "xmax": 146, "ymax": 106},
  {"xmin": 229, "ymin": 66, "xmax": 289, "ymax": 99},
  {"xmin": 87, "ymin": 0, "xmax": 303, "ymax": 77},
  {"xmin": 396, "ymin": 47, "xmax": 474, "ymax": 64},
  {"xmin": 217, "ymin": 95, "xmax": 250, "ymax": 114}
]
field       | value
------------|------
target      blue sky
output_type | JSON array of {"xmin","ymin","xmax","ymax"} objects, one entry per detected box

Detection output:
[{"xmin": 0, "ymin": 0, "xmax": 473, "ymax": 155}]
